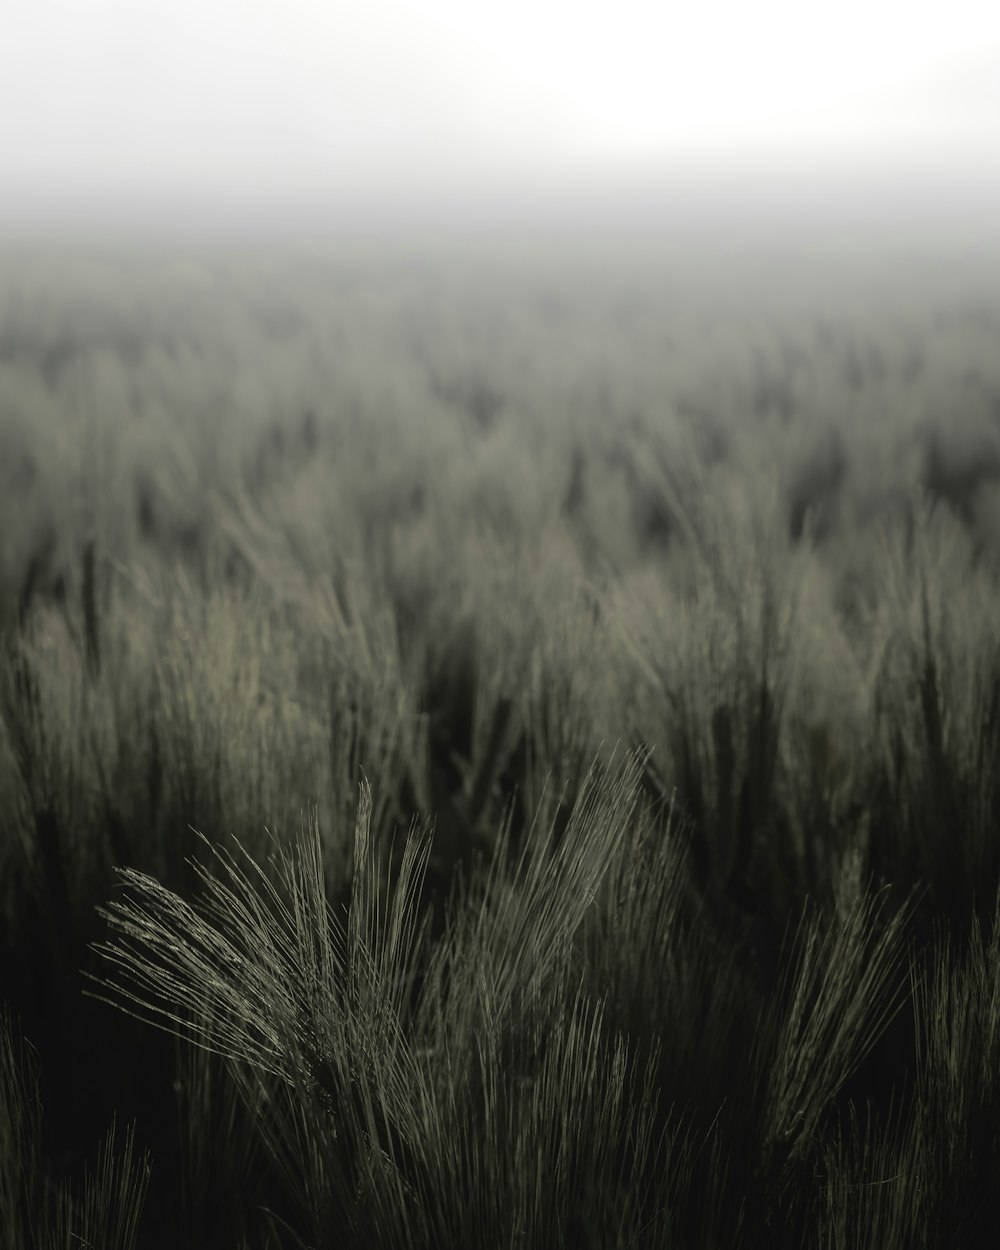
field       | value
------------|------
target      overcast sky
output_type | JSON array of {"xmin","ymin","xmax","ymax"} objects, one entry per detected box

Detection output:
[{"xmin": 3, "ymin": 0, "xmax": 1000, "ymax": 229}]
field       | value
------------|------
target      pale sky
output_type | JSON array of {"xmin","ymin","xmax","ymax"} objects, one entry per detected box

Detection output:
[{"xmin": 3, "ymin": 0, "xmax": 1000, "ymax": 225}]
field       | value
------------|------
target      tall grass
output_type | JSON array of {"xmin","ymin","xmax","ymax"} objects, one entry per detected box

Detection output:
[
  {"xmin": 88, "ymin": 762, "xmax": 680, "ymax": 1248},
  {"xmin": 4, "ymin": 483, "xmax": 1000, "ymax": 1244},
  {"xmin": 4, "ymin": 240, "xmax": 1000, "ymax": 1245},
  {"xmin": 1, "ymin": 1011, "xmax": 149, "ymax": 1250}
]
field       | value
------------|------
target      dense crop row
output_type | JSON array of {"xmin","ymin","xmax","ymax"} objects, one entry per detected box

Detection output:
[{"xmin": 2, "ymin": 238, "xmax": 1000, "ymax": 1247}]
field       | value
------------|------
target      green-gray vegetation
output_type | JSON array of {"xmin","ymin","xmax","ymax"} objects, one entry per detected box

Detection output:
[{"xmin": 2, "ymin": 231, "xmax": 1000, "ymax": 1247}]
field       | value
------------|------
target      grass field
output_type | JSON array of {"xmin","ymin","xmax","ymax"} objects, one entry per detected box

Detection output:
[{"xmin": 2, "ymin": 226, "xmax": 1000, "ymax": 1248}]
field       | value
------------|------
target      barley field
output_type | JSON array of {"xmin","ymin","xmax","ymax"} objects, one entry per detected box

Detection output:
[{"xmin": 2, "ymin": 226, "xmax": 1000, "ymax": 1248}]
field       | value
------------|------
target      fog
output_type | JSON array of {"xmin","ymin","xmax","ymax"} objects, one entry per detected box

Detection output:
[{"xmin": 3, "ymin": 1, "xmax": 1000, "ymax": 240}]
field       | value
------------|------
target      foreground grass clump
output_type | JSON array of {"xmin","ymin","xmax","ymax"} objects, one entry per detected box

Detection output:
[{"xmin": 90, "ymin": 764, "xmax": 675, "ymax": 1249}]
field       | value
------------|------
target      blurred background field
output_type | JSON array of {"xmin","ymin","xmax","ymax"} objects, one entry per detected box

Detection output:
[{"xmin": 3, "ymin": 229, "xmax": 1000, "ymax": 1248}]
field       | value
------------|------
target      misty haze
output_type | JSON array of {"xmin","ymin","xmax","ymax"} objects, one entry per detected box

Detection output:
[{"xmin": 3, "ymin": 4, "xmax": 1000, "ymax": 1249}]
